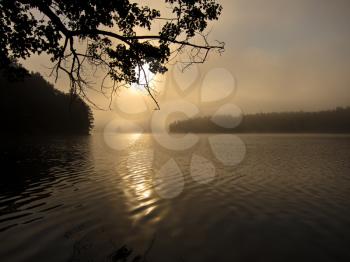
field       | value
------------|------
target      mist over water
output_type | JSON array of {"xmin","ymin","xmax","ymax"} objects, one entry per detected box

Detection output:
[{"xmin": 1, "ymin": 134, "xmax": 350, "ymax": 262}]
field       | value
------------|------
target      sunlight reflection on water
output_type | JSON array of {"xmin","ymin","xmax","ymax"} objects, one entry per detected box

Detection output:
[{"xmin": 1, "ymin": 134, "xmax": 350, "ymax": 262}]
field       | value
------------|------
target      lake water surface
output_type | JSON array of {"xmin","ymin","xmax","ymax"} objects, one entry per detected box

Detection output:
[{"xmin": 1, "ymin": 134, "xmax": 350, "ymax": 262}]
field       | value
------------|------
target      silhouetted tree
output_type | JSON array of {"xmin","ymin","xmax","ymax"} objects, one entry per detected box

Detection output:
[
  {"xmin": 0, "ymin": 0, "xmax": 224, "ymax": 107},
  {"xmin": 0, "ymin": 69, "xmax": 94, "ymax": 135}
]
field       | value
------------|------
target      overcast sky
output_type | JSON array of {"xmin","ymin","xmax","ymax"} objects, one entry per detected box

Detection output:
[
  {"xmin": 212, "ymin": 0, "xmax": 350, "ymax": 113},
  {"xmin": 22, "ymin": 0, "xmax": 350, "ymax": 128}
]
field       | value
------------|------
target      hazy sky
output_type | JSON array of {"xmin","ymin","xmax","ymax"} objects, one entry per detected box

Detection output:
[
  {"xmin": 22, "ymin": 0, "xmax": 350, "ymax": 128},
  {"xmin": 213, "ymin": 0, "xmax": 350, "ymax": 112}
]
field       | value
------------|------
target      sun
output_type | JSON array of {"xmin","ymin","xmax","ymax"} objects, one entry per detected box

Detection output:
[{"xmin": 130, "ymin": 64, "xmax": 155, "ymax": 93}]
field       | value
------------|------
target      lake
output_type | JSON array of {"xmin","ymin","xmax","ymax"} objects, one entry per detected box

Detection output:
[{"xmin": 1, "ymin": 134, "xmax": 350, "ymax": 262}]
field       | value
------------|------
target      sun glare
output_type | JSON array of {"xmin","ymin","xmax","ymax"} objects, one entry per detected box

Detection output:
[{"xmin": 131, "ymin": 64, "xmax": 155, "ymax": 93}]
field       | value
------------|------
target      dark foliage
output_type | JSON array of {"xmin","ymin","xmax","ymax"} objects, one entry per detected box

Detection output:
[
  {"xmin": 0, "ymin": 0, "xmax": 224, "ymax": 107},
  {"xmin": 169, "ymin": 108, "xmax": 350, "ymax": 133},
  {"xmin": 0, "ymin": 69, "xmax": 94, "ymax": 135}
]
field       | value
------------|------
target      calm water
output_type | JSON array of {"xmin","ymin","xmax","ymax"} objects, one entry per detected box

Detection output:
[{"xmin": 1, "ymin": 134, "xmax": 350, "ymax": 262}]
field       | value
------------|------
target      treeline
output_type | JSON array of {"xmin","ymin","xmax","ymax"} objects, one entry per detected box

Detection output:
[
  {"xmin": 169, "ymin": 107, "xmax": 350, "ymax": 133},
  {"xmin": 0, "ymin": 69, "xmax": 93, "ymax": 135}
]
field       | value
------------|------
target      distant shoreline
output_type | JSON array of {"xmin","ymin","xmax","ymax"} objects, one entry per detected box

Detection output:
[
  {"xmin": 169, "ymin": 131, "xmax": 350, "ymax": 134},
  {"xmin": 90, "ymin": 130, "xmax": 350, "ymax": 135},
  {"xmin": 169, "ymin": 107, "xmax": 350, "ymax": 134}
]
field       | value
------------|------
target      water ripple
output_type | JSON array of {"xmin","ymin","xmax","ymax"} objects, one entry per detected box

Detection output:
[{"xmin": 0, "ymin": 134, "xmax": 350, "ymax": 262}]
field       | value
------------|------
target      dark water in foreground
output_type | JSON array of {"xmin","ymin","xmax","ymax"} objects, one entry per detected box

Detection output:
[{"xmin": 1, "ymin": 134, "xmax": 350, "ymax": 262}]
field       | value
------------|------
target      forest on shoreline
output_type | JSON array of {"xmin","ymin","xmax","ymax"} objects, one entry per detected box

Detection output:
[
  {"xmin": 169, "ymin": 107, "xmax": 350, "ymax": 134},
  {"xmin": 1, "ymin": 69, "xmax": 93, "ymax": 135}
]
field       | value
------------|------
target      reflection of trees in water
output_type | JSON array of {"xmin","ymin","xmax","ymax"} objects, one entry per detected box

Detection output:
[
  {"xmin": 0, "ymin": 135, "xmax": 161, "ymax": 261},
  {"xmin": 0, "ymin": 137, "xmax": 92, "ymax": 229}
]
